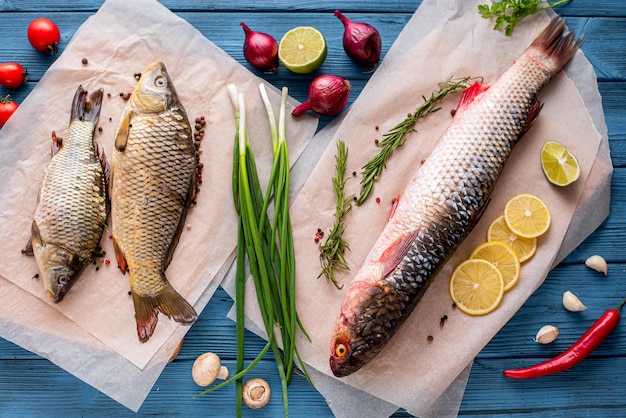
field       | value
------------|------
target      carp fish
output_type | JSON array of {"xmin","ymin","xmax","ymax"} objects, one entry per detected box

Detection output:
[
  {"xmin": 110, "ymin": 61, "xmax": 197, "ymax": 343},
  {"xmin": 329, "ymin": 18, "xmax": 582, "ymax": 377},
  {"xmin": 28, "ymin": 86, "xmax": 107, "ymax": 303}
]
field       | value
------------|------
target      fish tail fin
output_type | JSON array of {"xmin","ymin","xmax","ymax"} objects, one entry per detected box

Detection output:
[
  {"xmin": 531, "ymin": 17, "xmax": 583, "ymax": 73},
  {"xmin": 71, "ymin": 85, "xmax": 104, "ymax": 125},
  {"xmin": 133, "ymin": 277, "xmax": 197, "ymax": 343}
]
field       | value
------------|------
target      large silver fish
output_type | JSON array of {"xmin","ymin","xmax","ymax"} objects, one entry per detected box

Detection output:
[
  {"xmin": 110, "ymin": 61, "xmax": 197, "ymax": 343},
  {"xmin": 329, "ymin": 18, "xmax": 582, "ymax": 377},
  {"xmin": 29, "ymin": 86, "xmax": 107, "ymax": 303}
]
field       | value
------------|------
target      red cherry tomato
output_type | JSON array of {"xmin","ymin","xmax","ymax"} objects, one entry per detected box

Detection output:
[
  {"xmin": 0, "ymin": 62, "xmax": 28, "ymax": 89},
  {"xmin": 27, "ymin": 18, "xmax": 60, "ymax": 54},
  {"xmin": 0, "ymin": 95, "xmax": 18, "ymax": 127}
]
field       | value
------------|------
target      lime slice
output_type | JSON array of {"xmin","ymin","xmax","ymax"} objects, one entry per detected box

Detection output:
[
  {"xmin": 541, "ymin": 141, "xmax": 580, "ymax": 187},
  {"xmin": 278, "ymin": 26, "xmax": 327, "ymax": 74}
]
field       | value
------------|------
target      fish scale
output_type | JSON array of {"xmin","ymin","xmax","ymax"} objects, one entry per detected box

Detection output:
[
  {"xmin": 330, "ymin": 18, "xmax": 583, "ymax": 377},
  {"xmin": 36, "ymin": 121, "xmax": 106, "ymax": 260},
  {"xmin": 110, "ymin": 61, "xmax": 197, "ymax": 343},
  {"xmin": 31, "ymin": 86, "xmax": 106, "ymax": 303}
]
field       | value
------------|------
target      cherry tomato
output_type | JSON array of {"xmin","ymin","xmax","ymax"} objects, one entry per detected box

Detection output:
[
  {"xmin": 0, "ymin": 95, "xmax": 18, "ymax": 127},
  {"xmin": 27, "ymin": 18, "xmax": 60, "ymax": 55},
  {"xmin": 0, "ymin": 62, "xmax": 28, "ymax": 89}
]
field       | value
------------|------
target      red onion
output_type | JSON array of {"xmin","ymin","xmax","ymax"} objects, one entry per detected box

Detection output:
[
  {"xmin": 292, "ymin": 75, "xmax": 351, "ymax": 117},
  {"xmin": 334, "ymin": 10, "xmax": 382, "ymax": 66},
  {"xmin": 240, "ymin": 22, "xmax": 279, "ymax": 73}
]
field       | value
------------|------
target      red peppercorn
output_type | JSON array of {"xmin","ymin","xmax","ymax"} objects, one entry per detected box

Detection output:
[
  {"xmin": 105, "ymin": 259, "xmax": 111, "ymax": 265},
  {"xmin": 375, "ymin": 197, "xmax": 381, "ymax": 203}
]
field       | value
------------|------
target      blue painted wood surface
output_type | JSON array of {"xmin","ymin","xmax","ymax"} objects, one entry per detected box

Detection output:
[{"xmin": 1, "ymin": 1, "xmax": 625, "ymax": 416}]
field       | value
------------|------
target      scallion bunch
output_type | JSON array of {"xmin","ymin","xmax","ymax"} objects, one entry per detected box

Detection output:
[{"xmin": 196, "ymin": 83, "xmax": 310, "ymax": 417}]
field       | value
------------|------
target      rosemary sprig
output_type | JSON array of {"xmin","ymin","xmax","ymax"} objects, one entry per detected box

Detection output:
[
  {"xmin": 319, "ymin": 140, "xmax": 354, "ymax": 289},
  {"xmin": 356, "ymin": 76, "xmax": 477, "ymax": 206}
]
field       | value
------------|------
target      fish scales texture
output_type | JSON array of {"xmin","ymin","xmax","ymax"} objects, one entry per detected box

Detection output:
[
  {"xmin": 111, "ymin": 61, "xmax": 197, "ymax": 343},
  {"xmin": 36, "ymin": 122, "xmax": 106, "ymax": 260},
  {"xmin": 32, "ymin": 86, "xmax": 106, "ymax": 303},
  {"xmin": 330, "ymin": 18, "xmax": 582, "ymax": 377},
  {"xmin": 113, "ymin": 110, "xmax": 193, "ymax": 294}
]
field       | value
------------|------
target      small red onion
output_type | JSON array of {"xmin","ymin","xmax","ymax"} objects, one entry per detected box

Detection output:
[
  {"xmin": 292, "ymin": 75, "xmax": 351, "ymax": 117},
  {"xmin": 240, "ymin": 22, "xmax": 279, "ymax": 73},
  {"xmin": 334, "ymin": 10, "xmax": 382, "ymax": 66}
]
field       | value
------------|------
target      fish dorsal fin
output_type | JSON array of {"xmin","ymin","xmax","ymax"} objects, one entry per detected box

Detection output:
[
  {"xmin": 114, "ymin": 108, "xmax": 132, "ymax": 152},
  {"xmin": 519, "ymin": 97, "xmax": 543, "ymax": 139},
  {"xmin": 455, "ymin": 81, "xmax": 489, "ymax": 115},
  {"xmin": 112, "ymin": 235, "xmax": 128, "ymax": 274},
  {"xmin": 378, "ymin": 229, "xmax": 420, "ymax": 279},
  {"xmin": 50, "ymin": 131, "xmax": 63, "ymax": 156}
]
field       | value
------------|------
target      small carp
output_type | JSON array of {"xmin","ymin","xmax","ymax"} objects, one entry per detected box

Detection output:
[
  {"xmin": 110, "ymin": 61, "xmax": 197, "ymax": 343},
  {"xmin": 29, "ymin": 86, "xmax": 107, "ymax": 303},
  {"xmin": 329, "ymin": 18, "xmax": 582, "ymax": 377}
]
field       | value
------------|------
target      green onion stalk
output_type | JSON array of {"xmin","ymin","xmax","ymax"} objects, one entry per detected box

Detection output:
[{"xmin": 196, "ymin": 83, "xmax": 310, "ymax": 417}]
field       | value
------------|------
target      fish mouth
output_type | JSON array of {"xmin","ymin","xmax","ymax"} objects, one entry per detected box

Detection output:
[{"xmin": 46, "ymin": 288, "xmax": 64, "ymax": 304}]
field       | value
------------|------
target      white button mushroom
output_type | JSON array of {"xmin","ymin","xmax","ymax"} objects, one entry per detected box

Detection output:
[
  {"xmin": 242, "ymin": 378, "xmax": 271, "ymax": 409},
  {"xmin": 192, "ymin": 352, "xmax": 229, "ymax": 387}
]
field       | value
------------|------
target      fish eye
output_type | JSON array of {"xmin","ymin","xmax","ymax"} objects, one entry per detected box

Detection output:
[
  {"xmin": 154, "ymin": 76, "xmax": 167, "ymax": 88},
  {"xmin": 57, "ymin": 274, "xmax": 70, "ymax": 286},
  {"xmin": 335, "ymin": 343, "xmax": 348, "ymax": 358}
]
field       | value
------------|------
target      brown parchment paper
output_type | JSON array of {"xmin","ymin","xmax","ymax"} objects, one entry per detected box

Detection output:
[
  {"xmin": 222, "ymin": 0, "xmax": 611, "ymax": 416},
  {"xmin": 0, "ymin": 0, "xmax": 317, "ymax": 410}
]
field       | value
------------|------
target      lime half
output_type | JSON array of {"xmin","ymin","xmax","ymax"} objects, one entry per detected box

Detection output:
[{"xmin": 278, "ymin": 26, "xmax": 327, "ymax": 74}]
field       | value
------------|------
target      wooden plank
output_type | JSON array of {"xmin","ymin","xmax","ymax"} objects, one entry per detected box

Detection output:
[{"xmin": 2, "ymin": 0, "xmax": 626, "ymax": 17}]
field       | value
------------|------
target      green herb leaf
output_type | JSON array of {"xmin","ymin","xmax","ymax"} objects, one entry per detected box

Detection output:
[
  {"xmin": 478, "ymin": 0, "xmax": 570, "ymax": 36},
  {"xmin": 356, "ymin": 76, "xmax": 477, "ymax": 206},
  {"xmin": 319, "ymin": 139, "xmax": 354, "ymax": 289}
]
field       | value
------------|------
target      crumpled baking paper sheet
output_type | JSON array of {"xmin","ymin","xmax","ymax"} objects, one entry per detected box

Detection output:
[
  {"xmin": 222, "ymin": 0, "xmax": 611, "ymax": 416},
  {"xmin": 0, "ymin": 0, "xmax": 317, "ymax": 411}
]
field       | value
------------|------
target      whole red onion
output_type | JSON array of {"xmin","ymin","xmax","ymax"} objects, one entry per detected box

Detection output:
[
  {"xmin": 334, "ymin": 10, "xmax": 382, "ymax": 66},
  {"xmin": 241, "ymin": 22, "xmax": 279, "ymax": 73},
  {"xmin": 292, "ymin": 75, "xmax": 351, "ymax": 117}
]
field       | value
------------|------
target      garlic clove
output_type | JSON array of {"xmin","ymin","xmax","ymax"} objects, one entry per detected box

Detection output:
[
  {"xmin": 534, "ymin": 325, "xmax": 559, "ymax": 344},
  {"xmin": 585, "ymin": 255, "xmax": 608, "ymax": 276},
  {"xmin": 562, "ymin": 290, "xmax": 587, "ymax": 312}
]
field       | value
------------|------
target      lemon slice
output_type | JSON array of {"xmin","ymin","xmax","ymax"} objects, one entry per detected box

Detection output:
[
  {"xmin": 487, "ymin": 215, "xmax": 537, "ymax": 263},
  {"xmin": 504, "ymin": 194, "xmax": 551, "ymax": 239},
  {"xmin": 469, "ymin": 241, "xmax": 521, "ymax": 292},
  {"xmin": 450, "ymin": 259, "xmax": 504, "ymax": 315},
  {"xmin": 541, "ymin": 141, "xmax": 580, "ymax": 187},
  {"xmin": 278, "ymin": 26, "xmax": 327, "ymax": 74}
]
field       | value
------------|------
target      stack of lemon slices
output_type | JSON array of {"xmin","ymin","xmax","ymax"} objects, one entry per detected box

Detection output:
[{"xmin": 450, "ymin": 194, "xmax": 551, "ymax": 316}]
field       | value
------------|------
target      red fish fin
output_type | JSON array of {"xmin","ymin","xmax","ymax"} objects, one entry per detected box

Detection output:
[
  {"xmin": 379, "ymin": 229, "xmax": 420, "ymax": 278},
  {"xmin": 114, "ymin": 108, "xmax": 132, "ymax": 152},
  {"xmin": 51, "ymin": 131, "xmax": 63, "ymax": 156},
  {"xmin": 455, "ymin": 81, "xmax": 489, "ymax": 114},
  {"xmin": 388, "ymin": 194, "xmax": 401, "ymax": 222},
  {"xmin": 531, "ymin": 17, "xmax": 583, "ymax": 73},
  {"xmin": 133, "ymin": 279, "xmax": 197, "ymax": 343},
  {"xmin": 519, "ymin": 97, "xmax": 543, "ymax": 139},
  {"xmin": 112, "ymin": 236, "xmax": 128, "ymax": 274},
  {"xmin": 468, "ymin": 199, "xmax": 491, "ymax": 234}
]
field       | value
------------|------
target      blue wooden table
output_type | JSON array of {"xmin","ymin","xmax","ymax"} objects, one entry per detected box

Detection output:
[{"xmin": 1, "ymin": 1, "xmax": 625, "ymax": 416}]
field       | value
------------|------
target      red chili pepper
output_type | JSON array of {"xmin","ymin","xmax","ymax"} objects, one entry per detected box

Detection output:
[{"xmin": 503, "ymin": 299, "xmax": 626, "ymax": 379}]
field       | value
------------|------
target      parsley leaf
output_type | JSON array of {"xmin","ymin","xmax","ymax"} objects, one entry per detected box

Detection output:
[{"xmin": 478, "ymin": 0, "xmax": 570, "ymax": 36}]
